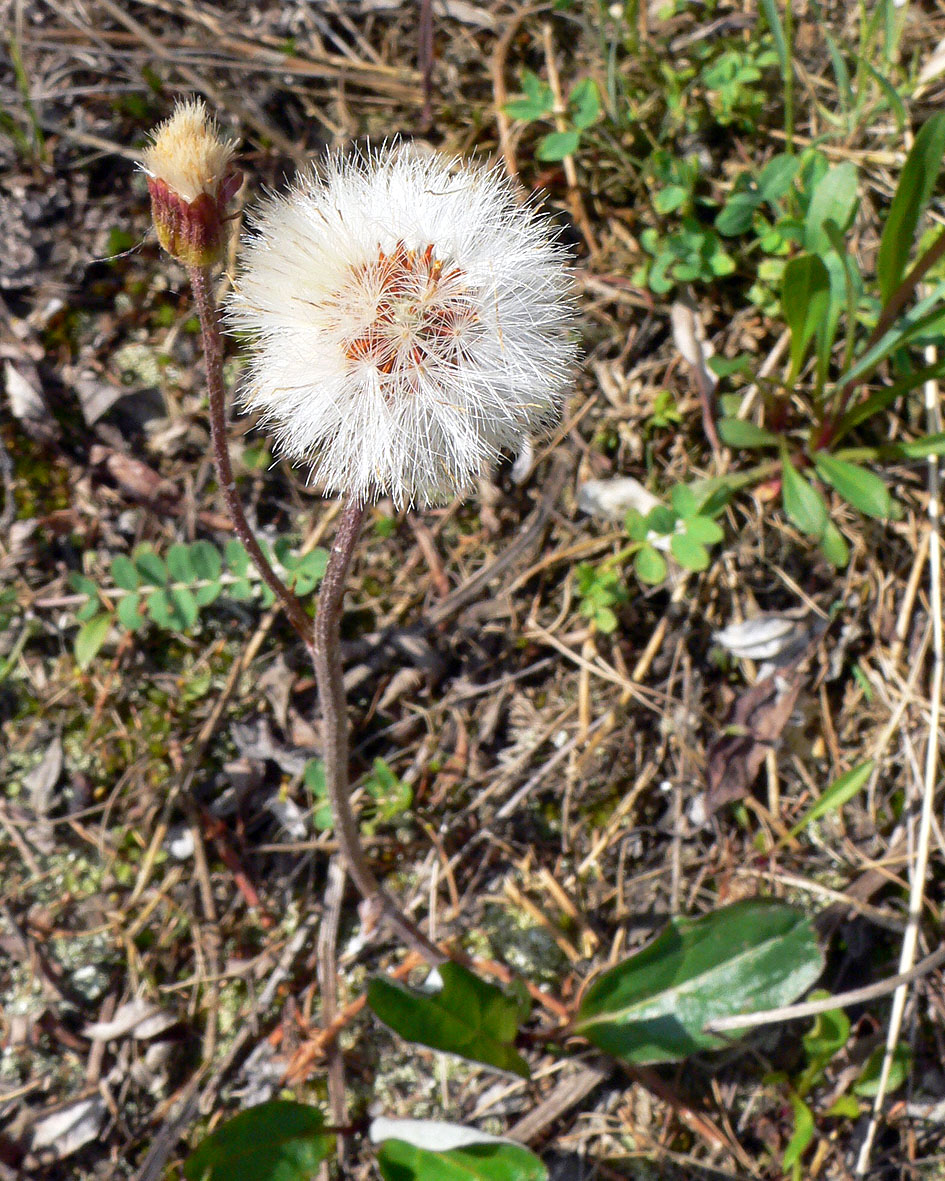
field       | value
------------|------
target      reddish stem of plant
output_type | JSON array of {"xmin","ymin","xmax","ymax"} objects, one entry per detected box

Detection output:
[
  {"xmin": 189, "ymin": 264, "xmax": 314, "ymax": 652},
  {"xmin": 313, "ymin": 497, "xmax": 446, "ymax": 966}
]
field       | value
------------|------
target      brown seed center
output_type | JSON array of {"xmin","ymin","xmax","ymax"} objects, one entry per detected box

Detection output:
[{"xmin": 339, "ymin": 241, "xmax": 477, "ymax": 376}]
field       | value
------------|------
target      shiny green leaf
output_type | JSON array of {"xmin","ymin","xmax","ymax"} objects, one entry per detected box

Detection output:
[
  {"xmin": 787, "ymin": 760, "xmax": 873, "ymax": 840},
  {"xmin": 183, "ymin": 1101, "xmax": 333, "ymax": 1181},
  {"xmin": 574, "ymin": 900, "xmax": 823, "ymax": 1064},
  {"xmin": 814, "ymin": 454, "xmax": 891, "ymax": 519},
  {"xmin": 878, "ymin": 112, "xmax": 945, "ymax": 303},
  {"xmin": 377, "ymin": 1137, "xmax": 546, "ymax": 1181},
  {"xmin": 718, "ymin": 418, "xmax": 779, "ymax": 449},
  {"xmin": 75, "ymin": 613, "xmax": 112, "ymax": 669},
  {"xmin": 368, "ymin": 962, "xmax": 530, "ymax": 1078},
  {"xmin": 781, "ymin": 455, "xmax": 828, "ymax": 538},
  {"xmin": 782, "ymin": 254, "xmax": 831, "ymax": 380}
]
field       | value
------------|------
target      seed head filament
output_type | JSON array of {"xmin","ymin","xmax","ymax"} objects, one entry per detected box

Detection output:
[{"xmin": 335, "ymin": 240, "xmax": 478, "ymax": 382}]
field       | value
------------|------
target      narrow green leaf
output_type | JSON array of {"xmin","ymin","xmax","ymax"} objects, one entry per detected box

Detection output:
[
  {"xmin": 832, "ymin": 387, "xmax": 900, "ymax": 443},
  {"xmin": 183, "ymin": 1102, "xmax": 333, "ymax": 1181},
  {"xmin": 718, "ymin": 418, "xmax": 779, "ymax": 449},
  {"xmin": 786, "ymin": 760, "xmax": 874, "ymax": 839},
  {"xmin": 840, "ymin": 278, "xmax": 945, "ymax": 389},
  {"xmin": 856, "ymin": 55, "xmax": 906, "ymax": 133},
  {"xmin": 536, "ymin": 130, "xmax": 581, "ymax": 161},
  {"xmin": 781, "ymin": 454, "xmax": 828, "ymax": 538},
  {"xmin": 368, "ymin": 962, "xmax": 531, "ymax": 1078},
  {"xmin": 853, "ymin": 1043, "xmax": 911, "ymax": 1097},
  {"xmin": 575, "ymin": 901, "xmax": 823, "ymax": 1064},
  {"xmin": 568, "ymin": 78, "xmax": 600, "ymax": 130},
  {"xmin": 819, "ymin": 521, "xmax": 850, "ymax": 568},
  {"xmin": 803, "ymin": 162, "xmax": 859, "ymax": 254},
  {"xmin": 634, "ymin": 545, "xmax": 667, "ymax": 585},
  {"xmin": 377, "ymin": 1137, "xmax": 547, "ymax": 1181},
  {"xmin": 110, "ymin": 555, "xmax": 140, "ymax": 591},
  {"xmin": 75, "ymin": 613, "xmax": 112, "ymax": 668},
  {"xmin": 890, "ymin": 431, "xmax": 945, "ymax": 458},
  {"xmin": 877, "ymin": 112, "xmax": 945, "ymax": 304},
  {"xmin": 782, "ymin": 254, "xmax": 831, "ymax": 380},
  {"xmin": 758, "ymin": 0, "xmax": 787, "ymax": 77},
  {"xmin": 813, "ymin": 454, "xmax": 891, "ymax": 519},
  {"xmin": 781, "ymin": 1093, "xmax": 816, "ymax": 1171},
  {"xmin": 824, "ymin": 32, "xmax": 853, "ymax": 112}
]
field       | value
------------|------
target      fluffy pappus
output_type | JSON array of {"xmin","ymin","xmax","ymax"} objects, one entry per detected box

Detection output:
[{"xmin": 226, "ymin": 144, "xmax": 577, "ymax": 508}]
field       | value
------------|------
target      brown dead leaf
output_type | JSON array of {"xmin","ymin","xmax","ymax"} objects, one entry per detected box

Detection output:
[
  {"xmin": 88, "ymin": 445, "xmax": 177, "ymax": 506},
  {"xmin": 704, "ymin": 664, "xmax": 806, "ymax": 815}
]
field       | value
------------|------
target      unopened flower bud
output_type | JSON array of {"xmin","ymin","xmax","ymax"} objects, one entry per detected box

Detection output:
[{"xmin": 140, "ymin": 98, "xmax": 241, "ymax": 268}]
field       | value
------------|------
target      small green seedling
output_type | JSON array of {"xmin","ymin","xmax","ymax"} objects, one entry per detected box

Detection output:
[{"xmin": 504, "ymin": 70, "xmax": 601, "ymax": 162}]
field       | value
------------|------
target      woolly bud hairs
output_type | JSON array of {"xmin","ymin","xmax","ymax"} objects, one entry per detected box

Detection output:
[
  {"xmin": 140, "ymin": 98, "xmax": 241, "ymax": 267},
  {"xmin": 226, "ymin": 143, "xmax": 577, "ymax": 508}
]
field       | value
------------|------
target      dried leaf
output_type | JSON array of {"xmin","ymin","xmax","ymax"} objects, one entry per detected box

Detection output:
[
  {"xmin": 89, "ymin": 445, "xmax": 177, "ymax": 504},
  {"xmin": 84, "ymin": 998, "xmax": 175, "ymax": 1041},
  {"xmin": 704, "ymin": 665, "xmax": 806, "ymax": 815},
  {"xmin": 714, "ymin": 611, "xmax": 825, "ymax": 668},
  {"xmin": 24, "ymin": 738, "xmax": 63, "ymax": 816},
  {"xmin": 31, "ymin": 1097, "xmax": 106, "ymax": 1157},
  {"xmin": 4, "ymin": 360, "xmax": 45, "ymax": 421},
  {"xmin": 670, "ymin": 301, "xmax": 718, "ymax": 392},
  {"xmin": 578, "ymin": 477, "xmax": 662, "ymax": 521}
]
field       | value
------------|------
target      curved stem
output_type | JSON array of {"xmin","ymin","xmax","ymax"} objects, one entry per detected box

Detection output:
[
  {"xmin": 189, "ymin": 265, "xmax": 314, "ymax": 652},
  {"xmin": 313, "ymin": 498, "xmax": 445, "ymax": 965}
]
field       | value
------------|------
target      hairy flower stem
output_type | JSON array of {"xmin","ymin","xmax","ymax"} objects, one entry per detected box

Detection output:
[
  {"xmin": 314, "ymin": 497, "xmax": 445, "ymax": 966},
  {"xmin": 189, "ymin": 265, "xmax": 314, "ymax": 651}
]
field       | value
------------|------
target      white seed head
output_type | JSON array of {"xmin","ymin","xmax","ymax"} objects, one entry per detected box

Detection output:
[
  {"xmin": 140, "ymin": 98, "xmax": 237, "ymax": 205},
  {"xmin": 226, "ymin": 144, "xmax": 576, "ymax": 508}
]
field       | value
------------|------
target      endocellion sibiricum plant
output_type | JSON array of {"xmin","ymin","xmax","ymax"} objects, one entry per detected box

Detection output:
[
  {"xmin": 227, "ymin": 145, "xmax": 575, "ymax": 508},
  {"xmin": 141, "ymin": 106, "xmax": 576, "ymax": 960},
  {"xmin": 140, "ymin": 99, "xmax": 832, "ymax": 1181}
]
